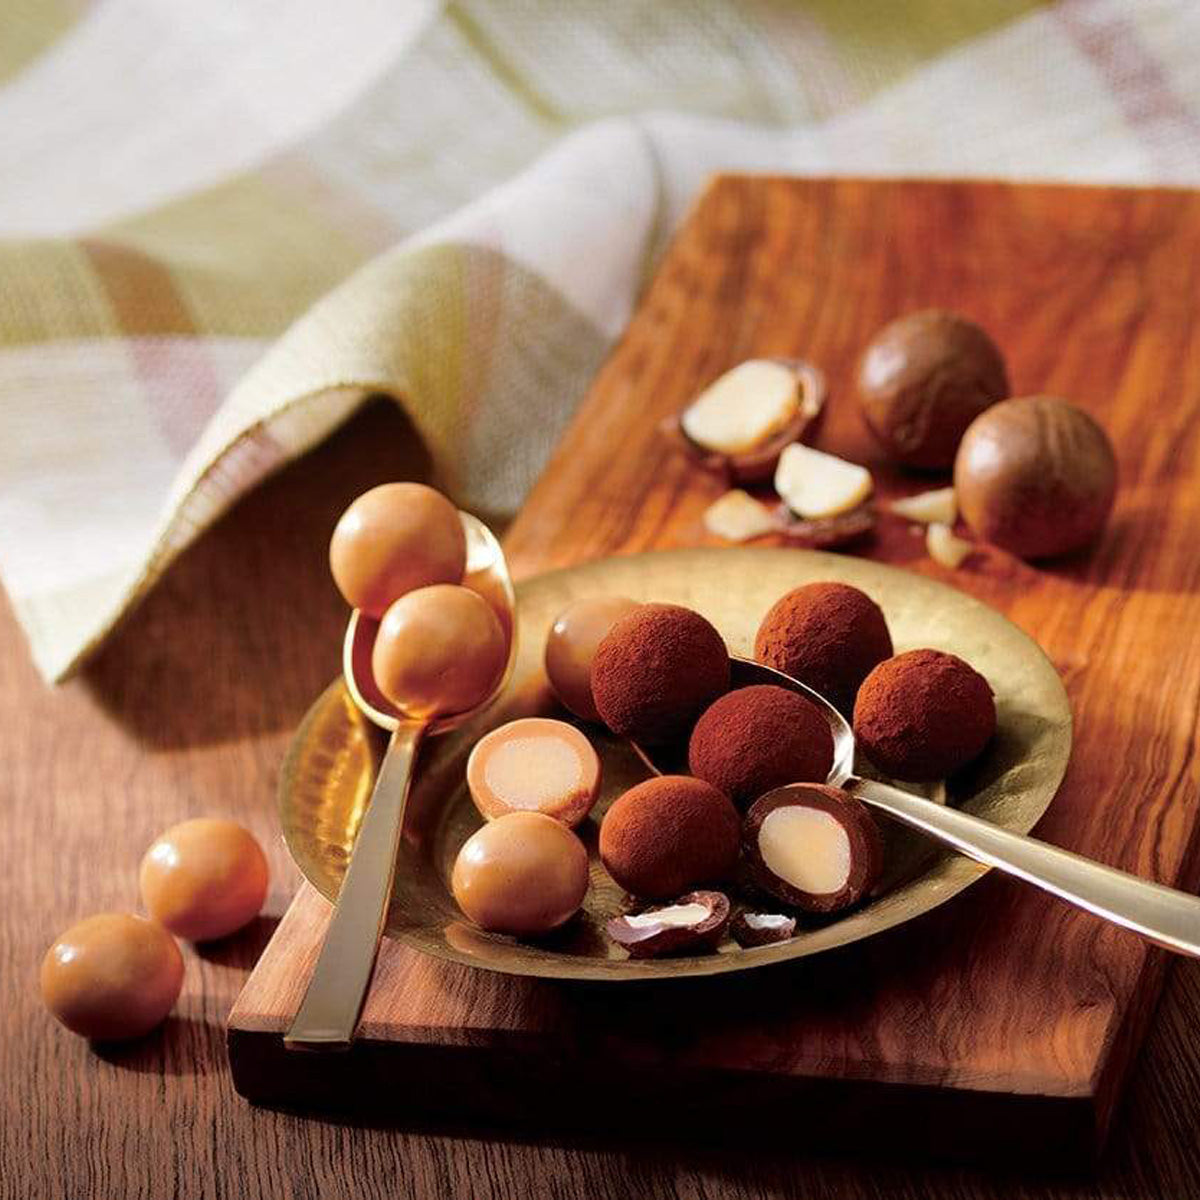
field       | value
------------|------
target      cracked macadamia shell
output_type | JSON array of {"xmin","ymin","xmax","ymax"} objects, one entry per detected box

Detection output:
[
  {"xmin": 854, "ymin": 649, "xmax": 996, "ymax": 781},
  {"xmin": 329, "ymin": 482, "xmax": 466, "ymax": 617},
  {"xmin": 599, "ymin": 775, "xmax": 740, "ymax": 900},
  {"xmin": 591, "ymin": 603, "xmax": 730, "ymax": 744},
  {"xmin": 754, "ymin": 582, "xmax": 892, "ymax": 715},
  {"xmin": 857, "ymin": 310, "xmax": 1009, "ymax": 470},
  {"xmin": 688, "ymin": 685, "xmax": 834, "ymax": 809},
  {"xmin": 954, "ymin": 395, "xmax": 1117, "ymax": 559},
  {"xmin": 544, "ymin": 596, "xmax": 641, "ymax": 722},
  {"xmin": 743, "ymin": 785, "xmax": 883, "ymax": 913}
]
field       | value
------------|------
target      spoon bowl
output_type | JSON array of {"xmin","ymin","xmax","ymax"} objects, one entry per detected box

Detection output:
[{"xmin": 285, "ymin": 510, "xmax": 516, "ymax": 1050}]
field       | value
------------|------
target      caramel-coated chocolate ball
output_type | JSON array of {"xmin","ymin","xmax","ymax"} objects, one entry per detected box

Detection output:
[
  {"xmin": 754, "ymin": 582, "xmax": 892, "ymax": 715},
  {"xmin": 140, "ymin": 818, "xmax": 269, "ymax": 942},
  {"xmin": 544, "ymin": 596, "xmax": 641, "ymax": 721},
  {"xmin": 372, "ymin": 584, "xmax": 507, "ymax": 719},
  {"xmin": 467, "ymin": 718, "xmax": 601, "ymax": 827},
  {"xmin": 41, "ymin": 914, "xmax": 184, "ymax": 1041},
  {"xmin": 591, "ymin": 604, "xmax": 730, "ymax": 744},
  {"xmin": 688, "ymin": 685, "xmax": 834, "ymax": 809},
  {"xmin": 954, "ymin": 395, "xmax": 1117, "ymax": 559},
  {"xmin": 330, "ymin": 483, "xmax": 467, "ymax": 617},
  {"xmin": 599, "ymin": 775, "xmax": 740, "ymax": 900},
  {"xmin": 452, "ymin": 812, "xmax": 589, "ymax": 936},
  {"xmin": 854, "ymin": 649, "xmax": 996, "ymax": 781},
  {"xmin": 857, "ymin": 310, "xmax": 1009, "ymax": 469}
]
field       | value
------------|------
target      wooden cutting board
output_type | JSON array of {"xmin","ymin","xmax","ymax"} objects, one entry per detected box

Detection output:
[{"xmin": 227, "ymin": 177, "xmax": 1200, "ymax": 1164}]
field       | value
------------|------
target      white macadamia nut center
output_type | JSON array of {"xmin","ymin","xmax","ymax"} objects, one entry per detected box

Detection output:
[
  {"xmin": 682, "ymin": 360, "xmax": 800, "ymax": 454},
  {"xmin": 703, "ymin": 489, "xmax": 776, "ymax": 542},
  {"xmin": 743, "ymin": 913, "xmax": 793, "ymax": 932},
  {"xmin": 483, "ymin": 737, "xmax": 586, "ymax": 810},
  {"xmin": 623, "ymin": 903, "xmax": 712, "ymax": 930},
  {"xmin": 759, "ymin": 806, "xmax": 852, "ymax": 895}
]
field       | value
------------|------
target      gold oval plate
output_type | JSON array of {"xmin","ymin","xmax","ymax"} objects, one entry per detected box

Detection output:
[{"xmin": 280, "ymin": 547, "xmax": 1072, "ymax": 982}]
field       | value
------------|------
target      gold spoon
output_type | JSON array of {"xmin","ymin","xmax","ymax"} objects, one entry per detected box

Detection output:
[
  {"xmin": 635, "ymin": 658, "xmax": 1200, "ymax": 957},
  {"xmin": 284, "ymin": 514, "xmax": 516, "ymax": 1050}
]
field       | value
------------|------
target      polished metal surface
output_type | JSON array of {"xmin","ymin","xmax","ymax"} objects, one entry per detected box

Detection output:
[
  {"xmin": 280, "ymin": 546, "xmax": 1078, "ymax": 981},
  {"xmin": 284, "ymin": 514, "xmax": 517, "ymax": 1048}
]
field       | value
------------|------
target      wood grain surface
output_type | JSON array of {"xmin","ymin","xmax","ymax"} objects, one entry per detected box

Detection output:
[{"xmin": 4, "ymin": 176, "xmax": 1200, "ymax": 1198}]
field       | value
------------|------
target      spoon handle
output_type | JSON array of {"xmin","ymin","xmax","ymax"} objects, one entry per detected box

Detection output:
[
  {"xmin": 285, "ymin": 721, "xmax": 426, "ymax": 1050},
  {"xmin": 846, "ymin": 776, "xmax": 1200, "ymax": 957}
]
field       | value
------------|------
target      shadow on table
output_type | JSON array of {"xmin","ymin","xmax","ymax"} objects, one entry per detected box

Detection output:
[{"xmin": 82, "ymin": 399, "xmax": 437, "ymax": 750}]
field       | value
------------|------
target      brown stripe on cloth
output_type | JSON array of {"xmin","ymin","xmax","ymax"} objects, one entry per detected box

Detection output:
[
  {"xmin": 80, "ymin": 237, "xmax": 228, "ymax": 454},
  {"xmin": 1056, "ymin": 0, "xmax": 1200, "ymax": 174}
]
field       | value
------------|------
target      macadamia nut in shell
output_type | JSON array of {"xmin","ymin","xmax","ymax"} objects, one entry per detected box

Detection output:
[
  {"xmin": 954, "ymin": 395, "xmax": 1117, "ymax": 559},
  {"xmin": 857, "ymin": 310, "xmax": 1008, "ymax": 469}
]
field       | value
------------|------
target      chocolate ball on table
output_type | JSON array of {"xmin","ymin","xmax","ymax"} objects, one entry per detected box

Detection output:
[
  {"xmin": 591, "ymin": 603, "xmax": 730, "ymax": 744},
  {"xmin": 754, "ymin": 582, "xmax": 892, "ymax": 715},
  {"xmin": 599, "ymin": 775, "xmax": 740, "ymax": 900},
  {"xmin": 854, "ymin": 649, "xmax": 996, "ymax": 781},
  {"xmin": 41, "ymin": 913, "xmax": 184, "ymax": 1041},
  {"xmin": 329, "ymin": 482, "xmax": 467, "ymax": 618},
  {"xmin": 688, "ymin": 685, "xmax": 834, "ymax": 809}
]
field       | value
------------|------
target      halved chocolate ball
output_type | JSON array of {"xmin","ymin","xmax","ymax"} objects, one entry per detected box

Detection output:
[
  {"xmin": 730, "ymin": 911, "xmax": 797, "ymax": 948},
  {"xmin": 754, "ymin": 582, "xmax": 892, "ymax": 715},
  {"xmin": 688, "ymin": 685, "xmax": 834, "ymax": 809},
  {"xmin": 599, "ymin": 775, "xmax": 740, "ymax": 900},
  {"xmin": 743, "ymin": 785, "xmax": 882, "ymax": 914},
  {"xmin": 606, "ymin": 890, "xmax": 730, "ymax": 958},
  {"xmin": 853, "ymin": 648, "xmax": 996, "ymax": 781},
  {"xmin": 591, "ymin": 603, "xmax": 730, "ymax": 744}
]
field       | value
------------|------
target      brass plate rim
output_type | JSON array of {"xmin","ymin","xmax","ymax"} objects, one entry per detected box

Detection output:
[{"xmin": 280, "ymin": 546, "xmax": 1073, "ymax": 983}]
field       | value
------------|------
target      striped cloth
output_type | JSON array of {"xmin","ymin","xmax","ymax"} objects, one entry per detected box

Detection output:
[{"xmin": 3, "ymin": 0, "xmax": 1199, "ymax": 681}]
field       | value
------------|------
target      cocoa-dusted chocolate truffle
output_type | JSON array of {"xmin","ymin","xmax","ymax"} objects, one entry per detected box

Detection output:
[
  {"xmin": 688, "ymin": 685, "xmax": 834, "ymax": 809},
  {"xmin": 591, "ymin": 603, "xmax": 730, "ymax": 744},
  {"xmin": 599, "ymin": 775, "xmax": 740, "ymax": 900},
  {"xmin": 854, "ymin": 649, "xmax": 996, "ymax": 781},
  {"xmin": 743, "ymin": 785, "xmax": 883, "ymax": 913},
  {"xmin": 754, "ymin": 582, "xmax": 892, "ymax": 714}
]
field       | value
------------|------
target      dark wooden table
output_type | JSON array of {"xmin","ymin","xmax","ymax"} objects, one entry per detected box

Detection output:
[{"xmin": 3, "ymin": 399, "xmax": 1198, "ymax": 1200}]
